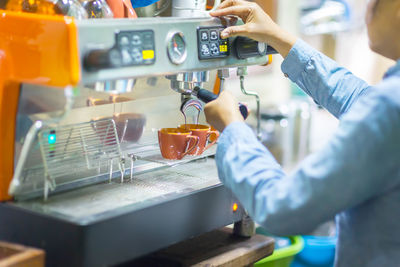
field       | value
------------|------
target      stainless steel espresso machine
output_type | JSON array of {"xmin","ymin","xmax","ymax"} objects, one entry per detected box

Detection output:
[{"xmin": 0, "ymin": 12, "xmax": 274, "ymax": 266}]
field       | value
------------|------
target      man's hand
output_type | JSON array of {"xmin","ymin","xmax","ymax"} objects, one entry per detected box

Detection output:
[
  {"xmin": 204, "ymin": 91, "xmax": 244, "ymax": 132},
  {"xmin": 210, "ymin": 0, "xmax": 297, "ymax": 58}
]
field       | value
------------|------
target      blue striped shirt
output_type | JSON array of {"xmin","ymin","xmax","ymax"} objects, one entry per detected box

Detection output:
[{"xmin": 216, "ymin": 40, "xmax": 400, "ymax": 266}]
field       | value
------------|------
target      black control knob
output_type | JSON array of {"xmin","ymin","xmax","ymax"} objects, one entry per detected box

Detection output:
[
  {"xmin": 234, "ymin": 37, "xmax": 277, "ymax": 59},
  {"xmin": 84, "ymin": 48, "xmax": 122, "ymax": 71}
]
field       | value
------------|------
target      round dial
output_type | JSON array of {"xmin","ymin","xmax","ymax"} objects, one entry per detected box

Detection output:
[{"xmin": 167, "ymin": 32, "xmax": 187, "ymax": 65}]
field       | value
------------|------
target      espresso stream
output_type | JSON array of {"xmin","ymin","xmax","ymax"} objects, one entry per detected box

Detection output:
[
  {"xmin": 181, "ymin": 109, "xmax": 201, "ymax": 130},
  {"xmin": 180, "ymin": 100, "xmax": 202, "ymax": 130}
]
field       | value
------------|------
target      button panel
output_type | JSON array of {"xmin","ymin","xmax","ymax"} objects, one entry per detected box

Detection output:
[
  {"xmin": 197, "ymin": 26, "xmax": 229, "ymax": 60},
  {"xmin": 116, "ymin": 30, "xmax": 156, "ymax": 66}
]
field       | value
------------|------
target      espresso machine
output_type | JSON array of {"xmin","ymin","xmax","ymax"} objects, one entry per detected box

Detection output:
[{"xmin": 0, "ymin": 9, "xmax": 274, "ymax": 267}]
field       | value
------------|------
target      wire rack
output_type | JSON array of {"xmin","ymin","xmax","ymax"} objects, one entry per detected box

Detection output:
[
  {"xmin": 38, "ymin": 119, "xmax": 124, "ymax": 199},
  {"xmin": 11, "ymin": 118, "xmax": 218, "ymax": 201}
]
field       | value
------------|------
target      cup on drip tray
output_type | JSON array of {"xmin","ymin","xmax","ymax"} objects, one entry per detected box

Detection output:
[
  {"xmin": 177, "ymin": 124, "xmax": 219, "ymax": 156},
  {"xmin": 158, "ymin": 124, "xmax": 220, "ymax": 160},
  {"xmin": 158, "ymin": 128, "xmax": 200, "ymax": 160}
]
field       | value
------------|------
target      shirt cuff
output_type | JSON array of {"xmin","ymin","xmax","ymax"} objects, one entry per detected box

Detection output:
[{"xmin": 281, "ymin": 39, "xmax": 318, "ymax": 82}]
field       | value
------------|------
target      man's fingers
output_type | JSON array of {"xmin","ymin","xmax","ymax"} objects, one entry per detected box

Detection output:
[
  {"xmin": 220, "ymin": 25, "xmax": 247, "ymax": 39},
  {"xmin": 210, "ymin": 6, "xmax": 252, "ymax": 21}
]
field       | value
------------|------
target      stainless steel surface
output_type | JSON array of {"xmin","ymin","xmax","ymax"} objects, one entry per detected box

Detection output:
[
  {"xmin": 166, "ymin": 71, "xmax": 210, "ymax": 94},
  {"xmin": 5, "ymin": 14, "xmax": 269, "ymax": 267},
  {"xmin": 94, "ymin": 78, "xmax": 135, "ymax": 93},
  {"xmin": 9, "ymin": 121, "xmax": 44, "ymax": 197},
  {"xmin": 169, "ymin": 80, "xmax": 201, "ymax": 94},
  {"xmin": 11, "ymin": 16, "xmax": 270, "ymax": 200},
  {"xmin": 238, "ymin": 67, "xmax": 262, "ymax": 141},
  {"xmin": 13, "ymin": 158, "xmax": 220, "ymax": 224},
  {"xmin": 13, "ymin": 81, "xmax": 219, "ymax": 200},
  {"xmin": 217, "ymin": 68, "xmax": 230, "ymax": 94},
  {"xmin": 77, "ymin": 17, "xmax": 269, "ymax": 84},
  {"xmin": 166, "ymin": 71, "xmax": 210, "ymax": 83},
  {"xmin": 218, "ymin": 69, "xmax": 230, "ymax": 79}
]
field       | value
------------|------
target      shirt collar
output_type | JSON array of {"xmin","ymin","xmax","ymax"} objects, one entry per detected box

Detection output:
[{"xmin": 384, "ymin": 59, "xmax": 400, "ymax": 79}]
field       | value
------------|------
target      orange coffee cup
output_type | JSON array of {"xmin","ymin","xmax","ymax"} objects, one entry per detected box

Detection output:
[
  {"xmin": 178, "ymin": 124, "xmax": 220, "ymax": 155},
  {"xmin": 209, "ymin": 126, "xmax": 220, "ymax": 143},
  {"xmin": 158, "ymin": 128, "xmax": 200, "ymax": 160}
]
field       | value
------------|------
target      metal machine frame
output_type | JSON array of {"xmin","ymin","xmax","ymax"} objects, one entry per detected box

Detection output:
[
  {"xmin": 0, "ymin": 181, "xmax": 244, "ymax": 266},
  {"xmin": 0, "ymin": 11, "xmax": 271, "ymax": 266}
]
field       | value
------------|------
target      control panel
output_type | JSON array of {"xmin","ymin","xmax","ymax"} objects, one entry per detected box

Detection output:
[
  {"xmin": 116, "ymin": 30, "xmax": 156, "ymax": 66},
  {"xmin": 79, "ymin": 18, "xmax": 272, "ymax": 82},
  {"xmin": 84, "ymin": 30, "xmax": 155, "ymax": 71},
  {"xmin": 197, "ymin": 26, "xmax": 229, "ymax": 60}
]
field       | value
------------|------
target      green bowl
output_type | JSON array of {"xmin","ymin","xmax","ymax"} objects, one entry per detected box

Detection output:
[{"xmin": 255, "ymin": 228, "xmax": 304, "ymax": 267}]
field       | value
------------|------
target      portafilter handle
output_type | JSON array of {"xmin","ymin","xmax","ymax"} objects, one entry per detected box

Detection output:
[{"xmin": 193, "ymin": 87, "xmax": 249, "ymax": 120}]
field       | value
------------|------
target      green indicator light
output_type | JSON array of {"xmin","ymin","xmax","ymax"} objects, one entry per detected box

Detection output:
[{"xmin": 48, "ymin": 134, "xmax": 56, "ymax": 145}]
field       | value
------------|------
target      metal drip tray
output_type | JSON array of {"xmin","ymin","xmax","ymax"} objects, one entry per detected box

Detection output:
[
  {"xmin": 131, "ymin": 143, "xmax": 217, "ymax": 166},
  {"xmin": 13, "ymin": 158, "xmax": 220, "ymax": 224}
]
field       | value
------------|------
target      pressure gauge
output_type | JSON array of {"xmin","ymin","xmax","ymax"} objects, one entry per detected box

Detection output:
[{"xmin": 167, "ymin": 32, "xmax": 187, "ymax": 65}]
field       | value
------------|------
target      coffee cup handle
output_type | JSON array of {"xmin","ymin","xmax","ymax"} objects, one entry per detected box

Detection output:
[
  {"xmin": 204, "ymin": 130, "xmax": 220, "ymax": 151},
  {"xmin": 180, "ymin": 135, "xmax": 200, "ymax": 159}
]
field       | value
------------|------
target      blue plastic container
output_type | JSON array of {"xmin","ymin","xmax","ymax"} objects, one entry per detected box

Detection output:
[
  {"xmin": 131, "ymin": 0, "xmax": 159, "ymax": 8},
  {"xmin": 291, "ymin": 236, "xmax": 337, "ymax": 267}
]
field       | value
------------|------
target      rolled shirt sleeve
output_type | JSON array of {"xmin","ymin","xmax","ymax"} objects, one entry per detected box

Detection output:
[{"xmin": 281, "ymin": 40, "xmax": 371, "ymax": 118}]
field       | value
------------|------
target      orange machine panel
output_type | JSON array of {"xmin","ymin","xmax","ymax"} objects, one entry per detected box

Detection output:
[
  {"xmin": 0, "ymin": 11, "xmax": 80, "ymax": 86},
  {"xmin": 0, "ymin": 11, "xmax": 80, "ymax": 201}
]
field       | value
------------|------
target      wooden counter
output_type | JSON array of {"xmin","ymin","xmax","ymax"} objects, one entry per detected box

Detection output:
[{"xmin": 122, "ymin": 227, "xmax": 274, "ymax": 267}]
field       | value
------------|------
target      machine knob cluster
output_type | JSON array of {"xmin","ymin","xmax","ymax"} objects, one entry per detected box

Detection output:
[
  {"xmin": 84, "ymin": 48, "xmax": 123, "ymax": 71},
  {"xmin": 83, "ymin": 29, "xmax": 278, "ymax": 72},
  {"xmin": 233, "ymin": 36, "xmax": 277, "ymax": 59},
  {"xmin": 84, "ymin": 30, "xmax": 156, "ymax": 71}
]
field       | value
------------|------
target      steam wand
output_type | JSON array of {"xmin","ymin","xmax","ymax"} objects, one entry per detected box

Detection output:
[{"xmin": 237, "ymin": 67, "xmax": 262, "ymax": 141}]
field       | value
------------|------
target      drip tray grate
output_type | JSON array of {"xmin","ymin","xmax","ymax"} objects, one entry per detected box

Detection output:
[
  {"xmin": 129, "ymin": 143, "xmax": 217, "ymax": 166},
  {"xmin": 15, "ymin": 158, "xmax": 221, "ymax": 223}
]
